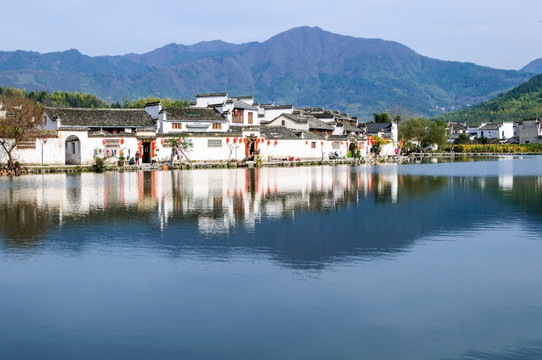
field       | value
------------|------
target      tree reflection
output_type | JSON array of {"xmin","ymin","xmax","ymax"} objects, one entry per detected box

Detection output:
[{"xmin": 0, "ymin": 200, "xmax": 51, "ymax": 248}]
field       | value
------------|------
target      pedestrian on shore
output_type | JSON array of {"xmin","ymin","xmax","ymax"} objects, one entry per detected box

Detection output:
[{"xmin": 135, "ymin": 151, "xmax": 140, "ymax": 165}]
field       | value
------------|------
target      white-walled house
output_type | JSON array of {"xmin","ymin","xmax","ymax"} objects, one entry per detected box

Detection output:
[
  {"xmin": 40, "ymin": 107, "xmax": 157, "ymax": 165},
  {"xmin": 192, "ymin": 93, "xmax": 260, "ymax": 129},
  {"xmin": 265, "ymin": 113, "xmax": 334, "ymax": 136},
  {"xmin": 447, "ymin": 122, "xmax": 470, "ymax": 143},
  {"xmin": 364, "ymin": 122, "xmax": 398, "ymax": 142},
  {"xmin": 194, "ymin": 92, "xmax": 228, "ymax": 108},
  {"xmin": 476, "ymin": 122, "xmax": 514, "ymax": 140},
  {"xmin": 157, "ymin": 107, "xmax": 229, "ymax": 133},
  {"xmin": 259, "ymin": 105, "xmax": 294, "ymax": 123}
]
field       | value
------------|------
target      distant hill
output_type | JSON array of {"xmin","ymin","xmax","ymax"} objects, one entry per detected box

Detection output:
[
  {"xmin": 0, "ymin": 26, "xmax": 532, "ymax": 121},
  {"xmin": 521, "ymin": 58, "xmax": 542, "ymax": 74},
  {"xmin": 434, "ymin": 73, "xmax": 542, "ymax": 125}
]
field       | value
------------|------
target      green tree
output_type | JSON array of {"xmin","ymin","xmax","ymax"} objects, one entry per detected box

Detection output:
[
  {"xmin": 399, "ymin": 117, "xmax": 447, "ymax": 150},
  {"xmin": 373, "ymin": 113, "xmax": 392, "ymax": 123},
  {"xmin": 453, "ymin": 133, "xmax": 470, "ymax": 144}
]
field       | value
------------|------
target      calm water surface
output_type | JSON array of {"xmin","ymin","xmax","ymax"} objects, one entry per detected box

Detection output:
[{"xmin": 1, "ymin": 156, "xmax": 542, "ymax": 359}]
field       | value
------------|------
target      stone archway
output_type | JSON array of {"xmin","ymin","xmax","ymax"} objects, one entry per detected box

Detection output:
[{"xmin": 65, "ymin": 135, "xmax": 82, "ymax": 165}]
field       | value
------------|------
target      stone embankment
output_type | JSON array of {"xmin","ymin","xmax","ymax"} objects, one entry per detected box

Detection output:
[{"xmin": 0, "ymin": 152, "xmax": 531, "ymax": 176}]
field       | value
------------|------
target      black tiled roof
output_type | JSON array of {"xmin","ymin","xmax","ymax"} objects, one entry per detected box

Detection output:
[
  {"xmin": 261, "ymin": 126, "xmax": 301, "ymax": 140},
  {"xmin": 366, "ymin": 122, "xmax": 393, "ymax": 133},
  {"xmin": 344, "ymin": 124, "xmax": 362, "ymax": 133},
  {"xmin": 195, "ymin": 92, "xmax": 227, "ymax": 97},
  {"xmin": 45, "ymin": 107, "xmax": 155, "ymax": 128},
  {"xmin": 299, "ymin": 130, "xmax": 324, "ymax": 140},
  {"xmin": 478, "ymin": 123, "xmax": 501, "ymax": 130},
  {"xmin": 262, "ymin": 104, "xmax": 294, "ymax": 110},
  {"xmin": 308, "ymin": 118, "xmax": 334, "ymax": 130},
  {"xmin": 449, "ymin": 122, "xmax": 468, "ymax": 132},
  {"xmin": 163, "ymin": 107, "xmax": 226, "ymax": 121},
  {"xmin": 233, "ymin": 100, "xmax": 258, "ymax": 111}
]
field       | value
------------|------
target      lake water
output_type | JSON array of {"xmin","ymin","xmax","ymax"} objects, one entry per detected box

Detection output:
[{"xmin": 1, "ymin": 156, "xmax": 542, "ymax": 359}]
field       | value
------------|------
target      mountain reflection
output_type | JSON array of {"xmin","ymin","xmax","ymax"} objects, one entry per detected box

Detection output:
[{"xmin": 1, "ymin": 166, "xmax": 541, "ymax": 268}]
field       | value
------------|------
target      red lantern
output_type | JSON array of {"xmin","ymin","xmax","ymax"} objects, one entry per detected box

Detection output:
[
  {"xmin": 226, "ymin": 137, "xmax": 230, "ymax": 143},
  {"xmin": 320, "ymin": 141, "xmax": 323, "ymax": 146},
  {"xmin": 305, "ymin": 140, "xmax": 308, "ymax": 145},
  {"xmin": 341, "ymin": 142, "xmax": 343, "ymax": 145},
  {"xmin": 267, "ymin": 140, "xmax": 270, "ymax": 145},
  {"xmin": 274, "ymin": 140, "xmax": 278, "ymax": 146},
  {"xmin": 102, "ymin": 139, "xmax": 106, "ymax": 145},
  {"xmin": 161, "ymin": 138, "xmax": 165, "ymax": 145},
  {"xmin": 233, "ymin": 138, "xmax": 237, "ymax": 143},
  {"xmin": 120, "ymin": 138, "xmax": 124, "ymax": 145},
  {"xmin": 243, "ymin": 138, "xmax": 246, "ymax": 143}
]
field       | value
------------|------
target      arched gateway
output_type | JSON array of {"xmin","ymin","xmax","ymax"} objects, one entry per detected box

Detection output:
[{"xmin": 65, "ymin": 135, "xmax": 82, "ymax": 165}]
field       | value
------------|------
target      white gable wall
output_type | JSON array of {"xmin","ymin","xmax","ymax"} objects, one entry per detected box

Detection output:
[
  {"xmin": 194, "ymin": 95, "xmax": 227, "ymax": 108},
  {"xmin": 266, "ymin": 115, "xmax": 308, "ymax": 131}
]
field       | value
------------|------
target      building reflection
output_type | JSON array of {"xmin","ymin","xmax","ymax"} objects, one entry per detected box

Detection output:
[{"xmin": 1, "ymin": 167, "xmax": 541, "ymax": 268}]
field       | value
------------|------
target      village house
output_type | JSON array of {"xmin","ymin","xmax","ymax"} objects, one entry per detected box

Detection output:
[
  {"xmin": 41, "ymin": 107, "xmax": 157, "ymax": 165},
  {"xmin": 265, "ymin": 113, "xmax": 334, "ymax": 136},
  {"xmin": 518, "ymin": 119, "xmax": 542, "ymax": 144},
  {"xmin": 192, "ymin": 93, "xmax": 260, "ymax": 129},
  {"xmin": 364, "ymin": 122, "xmax": 398, "ymax": 142},
  {"xmin": 258, "ymin": 104, "xmax": 294, "ymax": 123},
  {"xmin": 446, "ymin": 122, "xmax": 470, "ymax": 143},
  {"xmin": 476, "ymin": 122, "xmax": 514, "ymax": 141}
]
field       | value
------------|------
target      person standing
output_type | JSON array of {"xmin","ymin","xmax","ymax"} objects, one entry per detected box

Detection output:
[{"xmin": 135, "ymin": 150, "xmax": 140, "ymax": 165}]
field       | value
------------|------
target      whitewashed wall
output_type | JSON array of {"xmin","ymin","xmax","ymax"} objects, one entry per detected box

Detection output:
[
  {"xmin": 266, "ymin": 118, "xmax": 307, "ymax": 131},
  {"xmin": 260, "ymin": 107, "xmax": 294, "ymax": 122},
  {"xmin": 501, "ymin": 122, "xmax": 514, "ymax": 139}
]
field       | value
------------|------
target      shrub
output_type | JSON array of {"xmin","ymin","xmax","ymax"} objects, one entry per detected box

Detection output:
[{"xmin": 91, "ymin": 157, "xmax": 106, "ymax": 173}]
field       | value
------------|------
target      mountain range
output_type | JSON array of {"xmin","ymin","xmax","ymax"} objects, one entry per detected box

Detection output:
[{"xmin": 0, "ymin": 26, "xmax": 535, "ymax": 121}]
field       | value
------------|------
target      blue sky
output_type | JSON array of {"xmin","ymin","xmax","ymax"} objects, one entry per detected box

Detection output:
[{"xmin": 4, "ymin": 0, "xmax": 542, "ymax": 70}]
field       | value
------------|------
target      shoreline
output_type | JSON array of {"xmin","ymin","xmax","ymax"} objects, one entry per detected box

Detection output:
[{"xmin": 1, "ymin": 152, "xmax": 534, "ymax": 177}]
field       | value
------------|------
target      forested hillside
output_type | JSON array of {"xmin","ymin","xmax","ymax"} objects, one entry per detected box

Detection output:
[{"xmin": 435, "ymin": 74, "xmax": 542, "ymax": 125}]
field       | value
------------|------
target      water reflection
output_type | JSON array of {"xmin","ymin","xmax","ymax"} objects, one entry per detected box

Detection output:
[
  {"xmin": 2, "ymin": 160, "xmax": 542, "ymax": 360},
  {"xmin": 1, "ymin": 163, "xmax": 541, "ymax": 268}
]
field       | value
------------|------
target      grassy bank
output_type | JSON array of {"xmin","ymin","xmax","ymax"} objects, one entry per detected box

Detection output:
[{"xmin": 442, "ymin": 143, "xmax": 542, "ymax": 154}]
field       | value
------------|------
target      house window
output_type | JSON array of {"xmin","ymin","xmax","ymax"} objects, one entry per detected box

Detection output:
[
  {"xmin": 311, "ymin": 141, "xmax": 316, "ymax": 149},
  {"xmin": 208, "ymin": 139, "xmax": 222, "ymax": 148},
  {"xmin": 72, "ymin": 142, "xmax": 76, "ymax": 154},
  {"xmin": 232, "ymin": 109, "xmax": 243, "ymax": 124},
  {"xmin": 212, "ymin": 123, "xmax": 222, "ymax": 130},
  {"xmin": 172, "ymin": 123, "xmax": 183, "ymax": 130},
  {"xmin": 18, "ymin": 139, "xmax": 36, "ymax": 149},
  {"xmin": 248, "ymin": 112, "xmax": 253, "ymax": 125},
  {"xmin": 332, "ymin": 142, "xmax": 340, "ymax": 150},
  {"xmin": 281, "ymin": 120, "xmax": 286, "ymax": 126}
]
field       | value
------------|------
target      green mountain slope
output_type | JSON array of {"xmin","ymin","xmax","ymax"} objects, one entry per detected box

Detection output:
[
  {"xmin": 0, "ymin": 26, "xmax": 532, "ymax": 121},
  {"xmin": 521, "ymin": 58, "xmax": 542, "ymax": 74},
  {"xmin": 435, "ymin": 73, "xmax": 542, "ymax": 125}
]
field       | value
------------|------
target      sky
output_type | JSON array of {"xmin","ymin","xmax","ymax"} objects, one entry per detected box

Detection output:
[{"xmin": 2, "ymin": 0, "xmax": 542, "ymax": 70}]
